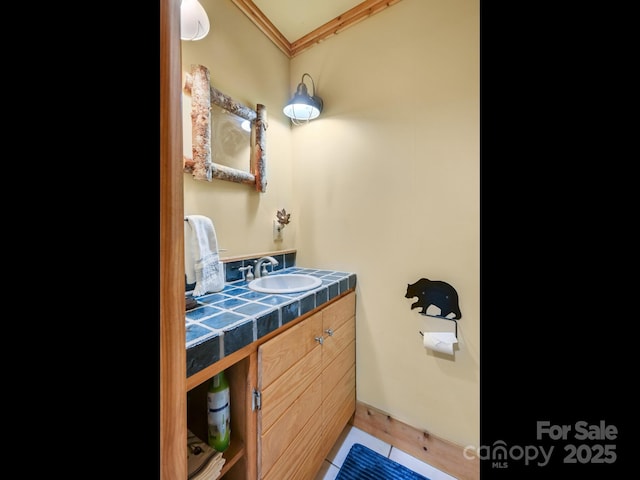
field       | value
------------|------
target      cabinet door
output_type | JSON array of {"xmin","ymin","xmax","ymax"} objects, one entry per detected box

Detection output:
[
  {"xmin": 257, "ymin": 292, "xmax": 357, "ymax": 480},
  {"xmin": 257, "ymin": 312, "xmax": 323, "ymax": 479},
  {"xmin": 321, "ymin": 292, "xmax": 356, "ymax": 460},
  {"xmin": 321, "ymin": 291, "xmax": 356, "ymax": 368}
]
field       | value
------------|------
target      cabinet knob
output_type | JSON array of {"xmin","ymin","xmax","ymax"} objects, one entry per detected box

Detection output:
[
  {"xmin": 314, "ymin": 336, "xmax": 324, "ymax": 344},
  {"xmin": 324, "ymin": 328, "xmax": 334, "ymax": 336}
]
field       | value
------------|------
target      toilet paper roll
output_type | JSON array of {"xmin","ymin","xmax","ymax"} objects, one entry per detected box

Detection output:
[{"xmin": 423, "ymin": 332, "xmax": 458, "ymax": 355}]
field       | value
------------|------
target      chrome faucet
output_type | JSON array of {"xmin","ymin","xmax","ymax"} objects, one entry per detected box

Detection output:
[{"xmin": 254, "ymin": 256, "xmax": 279, "ymax": 278}]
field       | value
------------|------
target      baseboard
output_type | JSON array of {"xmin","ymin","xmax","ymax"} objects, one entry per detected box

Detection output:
[{"xmin": 351, "ymin": 401, "xmax": 479, "ymax": 480}]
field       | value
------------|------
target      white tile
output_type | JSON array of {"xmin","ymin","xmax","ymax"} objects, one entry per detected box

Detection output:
[
  {"xmin": 326, "ymin": 425, "xmax": 391, "ymax": 468},
  {"xmin": 389, "ymin": 447, "xmax": 458, "ymax": 480},
  {"xmin": 313, "ymin": 460, "xmax": 340, "ymax": 480}
]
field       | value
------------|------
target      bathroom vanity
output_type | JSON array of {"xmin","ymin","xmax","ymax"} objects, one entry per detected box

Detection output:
[{"xmin": 185, "ymin": 266, "xmax": 357, "ymax": 479}]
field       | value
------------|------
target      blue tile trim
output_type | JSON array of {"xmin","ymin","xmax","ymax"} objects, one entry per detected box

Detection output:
[
  {"xmin": 300, "ymin": 294, "xmax": 316, "ymax": 316},
  {"xmin": 186, "ymin": 335, "xmax": 221, "ymax": 377},
  {"xmin": 281, "ymin": 300, "xmax": 301, "ymax": 325},
  {"xmin": 185, "ymin": 266, "xmax": 357, "ymax": 378},
  {"xmin": 223, "ymin": 319, "xmax": 255, "ymax": 356},
  {"xmin": 315, "ymin": 287, "xmax": 329, "ymax": 306},
  {"xmin": 256, "ymin": 309, "xmax": 280, "ymax": 338}
]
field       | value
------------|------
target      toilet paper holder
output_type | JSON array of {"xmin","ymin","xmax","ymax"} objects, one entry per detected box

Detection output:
[{"xmin": 419, "ymin": 318, "xmax": 458, "ymax": 338}]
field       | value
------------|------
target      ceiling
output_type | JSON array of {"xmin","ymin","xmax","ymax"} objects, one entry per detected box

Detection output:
[
  {"xmin": 252, "ymin": 0, "xmax": 365, "ymax": 42},
  {"xmin": 230, "ymin": 0, "xmax": 403, "ymax": 58}
]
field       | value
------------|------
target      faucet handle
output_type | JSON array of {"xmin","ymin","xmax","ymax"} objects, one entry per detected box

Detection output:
[{"xmin": 238, "ymin": 265, "xmax": 254, "ymax": 281}]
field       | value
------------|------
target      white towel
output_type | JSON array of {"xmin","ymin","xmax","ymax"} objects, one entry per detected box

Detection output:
[{"xmin": 184, "ymin": 215, "xmax": 225, "ymax": 296}]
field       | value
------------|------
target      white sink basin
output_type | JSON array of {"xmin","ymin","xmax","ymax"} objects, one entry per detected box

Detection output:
[{"xmin": 248, "ymin": 274, "xmax": 322, "ymax": 294}]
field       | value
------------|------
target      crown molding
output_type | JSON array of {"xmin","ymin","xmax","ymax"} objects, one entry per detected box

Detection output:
[{"xmin": 231, "ymin": 0, "xmax": 403, "ymax": 58}]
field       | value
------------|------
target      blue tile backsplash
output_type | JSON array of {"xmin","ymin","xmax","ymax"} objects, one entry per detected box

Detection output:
[
  {"xmin": 185, "ymin": 251, "xmax": 296, "ymax": 291},
  {"xmin": 185, "ymin": 264, "xmax": 357, "ymax": 378}
]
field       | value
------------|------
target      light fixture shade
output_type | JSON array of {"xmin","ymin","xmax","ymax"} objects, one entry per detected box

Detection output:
[
  {"xmin": 180, "ymin": 0, "xmax": 210, "ymax": 41},
  {"xmin": 283, "ymin": 74, "xmax": 324, "ymax": 124}
]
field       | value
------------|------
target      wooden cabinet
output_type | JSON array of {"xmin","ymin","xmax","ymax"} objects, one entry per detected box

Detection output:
[
  {"xmin": 184, "ymin": 290, "xmax": 355, "ymax": 480},
  {"xmin": 256, "ymin": 291, "xmax": 356, "ymax": 480}
]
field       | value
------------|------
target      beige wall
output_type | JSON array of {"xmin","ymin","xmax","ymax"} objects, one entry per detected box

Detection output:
[
  {"xmin": 181, "ymin": 0, "xmax": 294, "ymax": 258},
  {"xmin": 182, "ymin": 0, "xmax": 479, "ymax": 449}
]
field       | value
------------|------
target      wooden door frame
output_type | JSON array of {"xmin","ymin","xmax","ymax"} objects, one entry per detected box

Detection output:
[{"xmin": 160, "ymin": 0, "xmax": 187, "ymax": 478}]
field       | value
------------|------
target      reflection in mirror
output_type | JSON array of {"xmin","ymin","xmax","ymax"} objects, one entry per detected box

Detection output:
[
  {"xmin": 211, "ymin": 103, "xmax": 250, "ymax": 171},
  {"xmin": 182, "ymin": 64, "xmax": 267, "ymax": 192}
]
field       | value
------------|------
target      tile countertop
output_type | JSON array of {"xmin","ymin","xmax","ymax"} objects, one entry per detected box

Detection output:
[{"xmin": 185, "ymin": 267, "xmax": 357, "ymax": 378}]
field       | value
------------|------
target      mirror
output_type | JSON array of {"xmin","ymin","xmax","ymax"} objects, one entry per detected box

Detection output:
[
  {"xmin": 211, "ymin": 102, "xmax": 250, "ymax": 171},
  {"xmin": 182, "ymin": 64, "xmax": 267, "ymax": 192}
]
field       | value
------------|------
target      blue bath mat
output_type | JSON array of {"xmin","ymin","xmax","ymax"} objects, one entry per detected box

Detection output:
[{"xmin": 336, "ymin": 443, "xmax": 430, "ymax": 480}]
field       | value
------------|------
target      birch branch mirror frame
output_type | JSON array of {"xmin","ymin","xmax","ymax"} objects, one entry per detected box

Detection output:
[{"xmin": 183, "ymin": 64, "xmax": 267, "ymax": 192}]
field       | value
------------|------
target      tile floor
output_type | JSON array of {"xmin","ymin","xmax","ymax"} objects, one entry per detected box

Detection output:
[{"xmin": 314, "ymin": 425, "xmax": 458, "ymax": 480}]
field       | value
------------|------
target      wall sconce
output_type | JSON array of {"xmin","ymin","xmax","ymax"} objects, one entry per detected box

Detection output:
[
  {"xmin": 283, "ymin": 73, "xmax": 324, "ymax": 125},
  {"xmin": 180, "ymin": 0, "xmax": 211, "ymax": 41}
]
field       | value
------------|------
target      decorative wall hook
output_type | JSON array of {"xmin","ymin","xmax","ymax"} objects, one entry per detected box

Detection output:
[
  {"xmin": 405, "ymin": 278, "xmax": 462, "ymax": 320},
  {"xmin": 275, "ymin": 208, "xmax": 291, "ymax": 232}
]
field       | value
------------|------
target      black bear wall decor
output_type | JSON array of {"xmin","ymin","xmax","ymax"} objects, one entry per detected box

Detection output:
[{"xmin": 405, "ymin": 278, "xmax": 462, "ymax": 319}]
